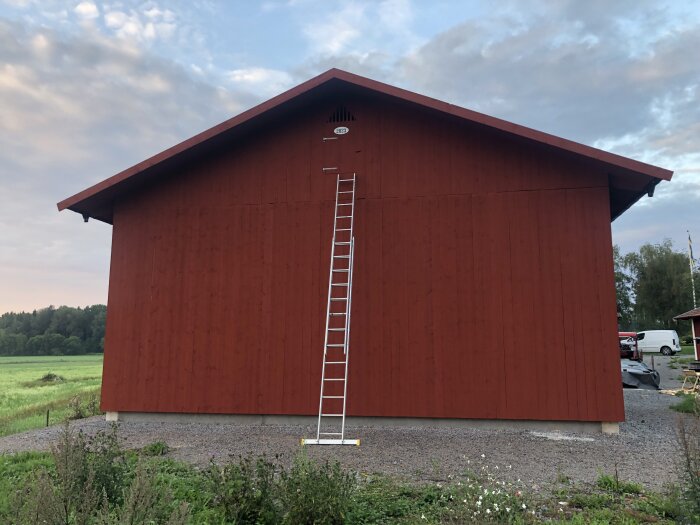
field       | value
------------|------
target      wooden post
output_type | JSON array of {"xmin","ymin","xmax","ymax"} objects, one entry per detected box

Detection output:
[{"xmin": 46, "ymin": 409, "xmax": 49, "ymax": 427}]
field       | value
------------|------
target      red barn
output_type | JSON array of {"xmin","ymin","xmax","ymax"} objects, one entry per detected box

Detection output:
[{"xmin": 58, "ymin": 69, "xmax": 672, "ymax": 433}]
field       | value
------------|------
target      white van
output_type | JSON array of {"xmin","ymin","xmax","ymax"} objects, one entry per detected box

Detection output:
[{"xmin": 636, "ymin": 330, "xmax": 681, "ymax": 356}]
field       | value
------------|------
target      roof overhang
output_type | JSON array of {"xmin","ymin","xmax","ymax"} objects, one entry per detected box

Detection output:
[
  {"xmin": 674, "ymin": 308, "xmax": 700, "ymax": 321},
  {"xmin": 57, "ymin": 68, "xmax": 673, "ymax": 224}
]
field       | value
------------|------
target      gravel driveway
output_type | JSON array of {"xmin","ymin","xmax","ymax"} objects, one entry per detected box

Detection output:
[{"xmin": 0, "ymin": 355, "xmax": 689, "ymax": 492}]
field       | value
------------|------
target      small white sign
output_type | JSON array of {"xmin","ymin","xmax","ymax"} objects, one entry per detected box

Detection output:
[{"xmin": 334, "ymin": 126, "xmax": 350, "ymax": 135}]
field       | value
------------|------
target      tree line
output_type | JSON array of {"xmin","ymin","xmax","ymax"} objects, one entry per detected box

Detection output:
[
  {"xmin": 0, "ymin": 240, "xmax": 695, "ymax": 355},
  {"xmin": 615, "ymin": 239, "xmax": 698, "ymax": 337},
  {"xmin": 0, "ymin": 305, "xmax": 106, "ymax": 356}
]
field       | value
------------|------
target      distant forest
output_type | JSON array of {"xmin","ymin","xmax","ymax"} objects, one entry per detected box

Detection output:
[{"xmin": 0, "ymin": 305, "xmax": 106, "ymax": 356}]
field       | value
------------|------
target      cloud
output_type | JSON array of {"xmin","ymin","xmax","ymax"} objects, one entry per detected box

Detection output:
[
  {"xmin": 74, "ymin": 1, "xmax": 98, "ymax": 20},
  {"xmin": 226, "ymin": 67, "xmax": 294, "ymax": 98},
  {"xmin": 0, "ymin": 19, "xmax": 259, "ymax": 313}
]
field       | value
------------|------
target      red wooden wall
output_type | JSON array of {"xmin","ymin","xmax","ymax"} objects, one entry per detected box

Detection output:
[{"xmin": 101, "ymin": 92, "xmax": 624, "ymax": 422}]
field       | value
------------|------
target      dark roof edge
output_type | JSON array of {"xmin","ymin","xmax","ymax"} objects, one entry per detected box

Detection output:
[
  {"xmin": 57, "ymin": 68, "xmax": 673, "ymax": 214},
  {"xmin": 674, "ymin": 307, "xmax": 700, "ymax": 320}
]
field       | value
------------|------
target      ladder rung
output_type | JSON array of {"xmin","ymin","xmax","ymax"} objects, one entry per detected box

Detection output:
[
  {"xmin": 332, "ymin": 269, "xmax": 349, "ymax": 272},
  {"xmin": 334, "ymin": 241, "xmax": 351, "ymax": 245},
  {"xmin": 328, "ymin": 328, "xmax": 345, "ymax": 331},
  {"xmin": 336, "ymin": 216, "xmax": 352, "ymax": 219},
  {"xmin": 329, "ymin": 312, "xmax": 346, "ymax": 316},
  {"xmin": 330, "ymin": 298, "xmax": 347, "ymax": 302},
  {"xmin": 321, "ymin": 414, "xmax": 343, "ymax": 417},
  {"xmin": 338, "ymin": 191, "xmax": 353, "ymax": 193},
  {"xmin": 325, "ymin": 362, "xmax": 346, "ymax": 365},
  {"xmin": 334, "ymin": 255, "xmax": 350, "ymax": 258},
  {"xmin": 337, "ymin": 203, "xmax": 353, "ymax": 206},
  {"xmin": 336, "ymin": 228, "xmax": 351, "ymax": 231},
  {"xmin": 324, "ymin": 378, "xmax": 345, "ymax": 381},
  {"xmin": 331, "ymin": 283, "xmax": 349, "ymax": 286},
  {"xmin": 339, "ymin": 178, "xmax": 354, "ymax": 182},
  {"xmin": 319, "ymin": 432, "xmax": 343, "ymax": 435},
  {"xmin": 326, "ymin": 344, "xmax": 345, "ymax": 347}
]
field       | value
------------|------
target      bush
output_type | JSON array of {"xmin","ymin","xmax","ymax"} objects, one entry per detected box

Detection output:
[
  {"xmin": 206, "ymin": 455, "xmax": 281, "ymax": 524},
  {"xmin": 11, "ymin": 425, "xmax": 188, "ymax": 524},
  {"xmin": 39, "ymin": 372, "xmax": 64, "ymax": 383},
  {"xmin": 281, "ymin": 453, "xmax": 356, "ymax": 525}
]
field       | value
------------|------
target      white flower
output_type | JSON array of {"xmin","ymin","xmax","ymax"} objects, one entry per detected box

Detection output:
[
  {"xmin": 463, "ymin": 499, "xmax": 467, "ymax": 504},
  {"xmin": 484, "ymin": 489, "xmax": 489, "ymax": 495},
  {"xmin": 486, "ymin": 508, "xmax": 491, "ymax": 514},
  {"xmin": 506, "ymin": 507, "xmax": 511, "ymax": 513},
  {"xmin": 522, "ymin": 503, "xmax": 527, "ymax": 509},
  {"xmin": 494, "ymin": 465, "xmax": 499, "ymax": 469},
  {"xmin": 494, "ymin": 503, "xmax": 499, "ymax": 511},
  {"xmin": 476, "ymin": 500, "xmax": 482, "ymax": 507},
  {"xmin": 480, "ymin": 453, "xmax": 485, "ymax": 458},
  {"xmin": 421, "ymin": 513, "xmax": 426, "ymax": 520},
  {"xmin": 479, "ymin": 495, "xmax": 483, "ymax": 500}
]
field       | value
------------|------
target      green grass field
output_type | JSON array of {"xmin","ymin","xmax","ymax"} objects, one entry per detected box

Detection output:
[
  {"xmin": 0, "ymin": 355, "xmax": 103, "ymax": 437},
  {"xmin": 679, "ymin": 344, "xmax": 696, "ymax": 356}
]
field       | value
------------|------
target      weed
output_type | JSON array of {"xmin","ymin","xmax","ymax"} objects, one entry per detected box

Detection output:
[
  {"xmin": 206, "ymin": 455, "xmax": 281, "ymax": 524},
  {"xmin": 556, "ymin": 471, "xmax": 571, "ymax": 484},
  {"xmin": 676, "ymin": 402, "xmax": 700, "ymax": 522},
  {"xmin": 672, "ymin": 393, "xmax": 699, "ymax": 415},
  {"xmin": 596, "ymin": 473, "xmax": 643, "ymax": 495},
  {"xmin": 142, "ymin": 440, "xmax": 170, "ymax": 457},
  {"xmin": 281, "ymin": 453, "xmax": 356, "ymax": 524}
]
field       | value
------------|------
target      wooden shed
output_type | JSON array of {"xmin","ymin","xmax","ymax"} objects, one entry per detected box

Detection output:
[
  {"xmin": 674, "ymin": 308, "xmax": 700, "ymax": 360},
  {"xmin": 58, "ymin": 69, "xmax": 673, "ymax": 432}
]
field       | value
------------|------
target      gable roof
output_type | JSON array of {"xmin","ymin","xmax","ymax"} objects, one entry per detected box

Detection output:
[
  {"xmin": 57, "ymin": 68, "xmax": 673, "ymax": 224},
  {"xmin": 674, "ymin": 307, "xmax": 700, "ymax": 320}
]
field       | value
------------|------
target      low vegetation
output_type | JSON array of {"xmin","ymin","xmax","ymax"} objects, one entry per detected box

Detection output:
[
  {"xmin": 0, "ymin": 424, "xmax": 698, "ymax": 524},
  {"xmin": 0, "ymin": 355, "xmax": 103, "ymax": 436}
]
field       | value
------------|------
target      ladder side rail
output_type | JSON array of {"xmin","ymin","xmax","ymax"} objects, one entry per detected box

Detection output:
[
  {"xmin": 340, "ymin": 235, "xmax": 355, "ymax": 441},
  {"xmin": 339, "ymin": 173, "xmax": 356, "ymax": 440},
  {"xmin": 315, "ymin": 173, "xmax": 341, "ymax": 441}
]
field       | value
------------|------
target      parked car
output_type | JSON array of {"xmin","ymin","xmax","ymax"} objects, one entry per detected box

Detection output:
[
  {"xmin": 636, "ymin": 330, "xmax": 681, "ymax": 356},
  {"xmin": 618, "ymin": 332, "xmax": 641, "ymax": 360}
]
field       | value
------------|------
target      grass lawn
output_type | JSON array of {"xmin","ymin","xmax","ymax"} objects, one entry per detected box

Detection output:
[
  {"xmin": 679, "ymin": 344, "xmax": 696, "ymax": 356},
  {"xmin": 0, "ymin": 354, "xmax": 103, "ymax": 437}
]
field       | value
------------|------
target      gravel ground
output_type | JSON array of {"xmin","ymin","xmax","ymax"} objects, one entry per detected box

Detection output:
[{"xmin": 0, "ymin": 356, "xmax": 690, "ymax": 492}]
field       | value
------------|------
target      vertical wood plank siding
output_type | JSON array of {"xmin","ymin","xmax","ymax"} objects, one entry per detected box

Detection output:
[{"xmin": 102, "ymin": 93, "xmax": 624, "ymax": 422}]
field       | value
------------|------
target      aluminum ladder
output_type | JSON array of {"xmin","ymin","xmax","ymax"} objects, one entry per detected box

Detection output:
[{"xmin": 303, "ymin": 173, "xmax": 360, "ymax": 446}]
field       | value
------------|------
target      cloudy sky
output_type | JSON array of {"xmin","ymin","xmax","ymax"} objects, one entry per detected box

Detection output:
[{"xmin": 0, "ymin": 0, "xmax": 698, "ymax": 313}]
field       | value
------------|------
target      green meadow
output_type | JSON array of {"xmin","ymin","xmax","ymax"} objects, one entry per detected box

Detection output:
[{"xmin": 0, "ymin": 354, "xmax": 103, "ymax": 436}]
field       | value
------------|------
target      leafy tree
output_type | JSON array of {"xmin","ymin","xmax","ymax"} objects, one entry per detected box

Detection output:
[
  {"xmin": 623, "ymin": 239, "xmax": 697, "ymax": 334},
  {"xmin": 0, "ymin": 305, "xmax": 107, "ymax": 356},
  {"xmin": 613, "ymin": 245, "xmax": 634, "ymax": 330}
]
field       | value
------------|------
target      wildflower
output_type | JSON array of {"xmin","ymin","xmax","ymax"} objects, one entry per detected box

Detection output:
[
  {"xmin": 484, "ymin": 488, "xmax": 489, "ymax": 495},
  {"xmin": 494, "ymin": 465, "xmax": 499, "ymax": 469},
  {"xmin": 476, "ymin": 500, "xmax": 482, "ymax": 507},
  {"xmin": 522, "ymin": 503, "xmax": 527, "ymax": 510},
  {"xmin": 479, "ymin": 495, "xmax": 483, "ymax": 500},
  {"xmin": 515, "ymin": 490, "xmax": 522, "ymax": 497},
  {"xmin": 480, "ymin": 453, "xmax": 485, "ymax": 458},
  {"xmin": 486, "ymin": 508, "xmax": 491, "ymax": 515},
  {"xmin": 421, "ymin": 514, "xmax": 426, "ymax": 520},
  {"xmin": 463, "ymin": 499, "xmax": 467, "ymax": 504},
  {"xmin": 506, "ymin": 507, "xmax": 511, "ymax": 513},
  {"xmin": 507, "ymin": 465, "xmax": 512, "ymax": 469}
]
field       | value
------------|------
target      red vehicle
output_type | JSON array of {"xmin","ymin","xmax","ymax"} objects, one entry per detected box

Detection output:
[{"xmin": 619, "ymin": 332, "xmax": 642, "ymax": 361}]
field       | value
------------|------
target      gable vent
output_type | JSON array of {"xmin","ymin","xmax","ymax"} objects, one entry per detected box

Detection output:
[{"xmin": 327, "ymin": 105, "xmax": 356, "ymax": 123}]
